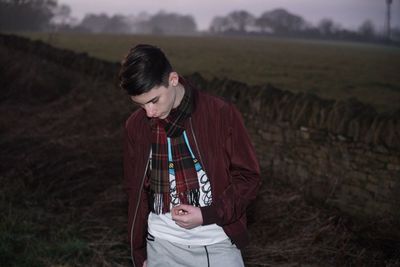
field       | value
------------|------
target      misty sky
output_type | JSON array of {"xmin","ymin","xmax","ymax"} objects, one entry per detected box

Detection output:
[{"xmin": 60, "ymin": 0, "xmax": 400, "ymax": 31}]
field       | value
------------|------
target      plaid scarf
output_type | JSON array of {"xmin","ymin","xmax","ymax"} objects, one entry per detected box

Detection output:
[{"xmin": 150, "ymin": 86, "xmax": 200, "ymax": 214}]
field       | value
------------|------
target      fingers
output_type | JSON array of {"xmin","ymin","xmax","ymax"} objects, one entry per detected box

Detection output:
[
  {"xmin": 171, "ymin": 209, "xmax": 187, "ymax": 222},
  {"xmin": 170, "ymin": 205, "xmax": 203, "ymax": 229},
  {"xmin": 173, "ymin": 204, "xmax": 191, "ymax": 211},
  {"xmin": 171, "ymin": 204, "xmax": 190, "ymax": 217},
  {"xmin": 171, "ymin": 205, "xmax": 192, "ymax": 228}
]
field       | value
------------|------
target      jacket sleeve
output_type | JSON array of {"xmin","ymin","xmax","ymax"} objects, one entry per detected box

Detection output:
[
  {"xmin": 201, "ymin": 103, "xmax": 261, "ymax": 226},
  {"xmin": 123, "ymin": 124, "xmax": 148, "ymax": 267}
]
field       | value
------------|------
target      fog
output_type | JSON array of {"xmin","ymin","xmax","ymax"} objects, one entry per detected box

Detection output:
[{"xmin": 60, "ymin": 0, "xmax": 400, "ymax": 30}]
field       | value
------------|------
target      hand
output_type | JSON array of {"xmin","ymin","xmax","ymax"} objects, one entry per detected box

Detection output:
[
  {"xmin": 143, "ymin": 260, "xmax": 147, "ymax": 267},
  {"xmin": 171, "ymin": 204, "xmax": 203, "ymax": 229}
]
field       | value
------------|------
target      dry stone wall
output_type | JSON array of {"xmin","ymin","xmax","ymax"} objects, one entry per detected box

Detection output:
[
  {"xmin": 189, "ymin": 74, "xmax": 400, "ymax": 240},
  {"xmin": 0, "ymin": 33, "xmax": 119, "ymax": 81}
]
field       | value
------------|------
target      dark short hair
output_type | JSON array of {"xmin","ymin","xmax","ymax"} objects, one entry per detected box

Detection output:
[{"xmin": 119, "ymin": 44, "xmax": 173, "ymax": 96}]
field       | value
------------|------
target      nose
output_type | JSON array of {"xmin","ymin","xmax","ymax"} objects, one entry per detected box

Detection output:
[{"xmin": 144, "ymin": 104, "xmax": 156, "ymax": 117}]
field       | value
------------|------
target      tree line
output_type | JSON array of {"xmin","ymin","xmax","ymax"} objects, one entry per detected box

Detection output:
[
  {"xmin": 0, "ymin": 0, "xmax": 58, "ymax": 31},
  {"xmin": 209, "ymin": 9, "xmax": 399, "ymax": 42},
  {"xmin": 0, "ymin": 0, "xmax": 197, "ymax": 35},
  {"xmin": 1, "ymin": 0, "xmax": 399, "ymax": 43},
  {"xmin": 76, "ymin": 12, "xmax": 197, "ymax": 35}
]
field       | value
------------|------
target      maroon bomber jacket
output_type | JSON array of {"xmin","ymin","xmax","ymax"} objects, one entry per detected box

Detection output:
[{"xmin": 123, "ymin": 78, "xmax": 261, "ymax": 267}]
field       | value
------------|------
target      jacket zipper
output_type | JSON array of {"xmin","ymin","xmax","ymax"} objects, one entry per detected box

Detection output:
[{"xmin": 130, "ymin": 149, "xmax": 150, "ymax": 267}]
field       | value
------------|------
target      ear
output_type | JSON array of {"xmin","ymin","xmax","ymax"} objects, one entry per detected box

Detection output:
[{"xmin": 169, "ymin": 72, "xmax": 179, "ymax": 87}]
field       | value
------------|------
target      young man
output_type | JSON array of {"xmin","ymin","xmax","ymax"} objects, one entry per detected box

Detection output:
[{"xmin": 120, "ymin": 44, "xmax": 261, "ymax": 267}]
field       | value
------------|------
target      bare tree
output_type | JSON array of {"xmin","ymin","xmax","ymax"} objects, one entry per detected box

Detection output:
[
  {"xmin": 358, "ymin": 19, "xmax": 376, "ymax": 39},
  {"xmin": 80, "ymin": 13, "xmax": 110, "ymax": 33},
  {"xmin": 255, "ymin": 15, "xmax": 272, "ymax": 33},
  {"xmin": 226, "ymin": 10, "xmax": 255, "ymax": 32},
  {"xmin": 0, "ymin": 0, "xmax": 57, "ymax": 31},
  {"xmin": 141, "ymin": 11, "xmax": 197, "ymax": 35},
  {"xmin": 318, "ymin": 18, "xmax": 341, "ymax": 37},
  {"xmin": 51, "ymin": 4, "xmax": 72, "ymax": 26},
  {"xmin": 209, "ymin": 16, "xmax": 229, "ymax": 33},
  {"xmin": 102, "ymin": 14, "xmax": 130, "ymax": 33},
  {"xmin": 259, "ymin": 8, "xmax": 307, "ymax": 34},
  {"xmin": 209, "ymin": 10, "xmax": 255, "ymax": 33}
]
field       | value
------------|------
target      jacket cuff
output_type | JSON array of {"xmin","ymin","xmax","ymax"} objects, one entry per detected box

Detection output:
[{"xmin": 201, "ymin": 205, "xmax": 220, "ymax": 225}]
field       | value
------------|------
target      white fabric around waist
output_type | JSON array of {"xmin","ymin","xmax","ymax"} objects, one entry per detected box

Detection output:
[{"xmin": 148, "ymin": 212, "xmax": 228, "ymax": 246}]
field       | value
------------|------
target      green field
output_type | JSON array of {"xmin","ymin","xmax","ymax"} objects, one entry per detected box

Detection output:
[{"xmin": 21, "ymin": 32, "xmax": 400, "ymax": 112}]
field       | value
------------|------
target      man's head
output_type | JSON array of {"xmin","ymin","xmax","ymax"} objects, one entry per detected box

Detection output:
[
  {"xmin": 119, "ymin": 44, "xmax": 183, "ymax": 119},
  {"xmin": 119, "ymin": 44, "xmax": 172, "ymax": 96}
]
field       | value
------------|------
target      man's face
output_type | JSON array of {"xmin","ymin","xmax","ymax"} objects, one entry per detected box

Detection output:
[{"xmin": 130, "ymin": 73, "xmax": 179, "ymax": 119}]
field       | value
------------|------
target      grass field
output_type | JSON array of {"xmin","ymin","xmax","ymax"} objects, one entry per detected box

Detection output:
[
  {"xmin": 2, "ymin": 33, "xmax": 400, "ymax": 266},
  {"xmin": 21, "ymin": 32, "xmax": 400, "ymax": 112}
]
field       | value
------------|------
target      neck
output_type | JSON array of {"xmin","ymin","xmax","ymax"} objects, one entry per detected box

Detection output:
[{"xmin": 173, "ymin": 83, "xmax": 185, "ymax": 109}]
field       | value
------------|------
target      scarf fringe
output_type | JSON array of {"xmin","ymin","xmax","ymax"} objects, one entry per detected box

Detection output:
[{"xmin": 150, "ymin": 189, "xmax": 201, "ymax": 215}]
